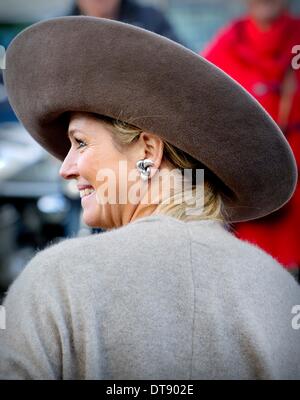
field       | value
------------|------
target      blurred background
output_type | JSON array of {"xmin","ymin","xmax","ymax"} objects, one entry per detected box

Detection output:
[{"xmin": 0, "ymin": 0, "xmax": 300, "ymax": 301}]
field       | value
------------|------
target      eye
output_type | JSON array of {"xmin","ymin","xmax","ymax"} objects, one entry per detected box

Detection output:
[{"xmin": 75, "ymin": 138, "xmax": 87, "ymax": 149}]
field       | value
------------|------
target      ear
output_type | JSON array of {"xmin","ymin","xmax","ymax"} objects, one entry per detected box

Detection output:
[{"xmin": 137, "ymin": 131, "xmax": 165, "ymax": 171}]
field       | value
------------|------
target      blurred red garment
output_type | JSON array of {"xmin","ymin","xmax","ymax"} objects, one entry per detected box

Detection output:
[{"xmin": 203, "ymin": 13, "xmax": 300, "ymax": 268}]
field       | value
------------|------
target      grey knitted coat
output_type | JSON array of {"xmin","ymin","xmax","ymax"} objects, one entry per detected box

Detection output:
[{"xmin": 0, "ymin": 214, "xmax": 299, "ymax": 379}]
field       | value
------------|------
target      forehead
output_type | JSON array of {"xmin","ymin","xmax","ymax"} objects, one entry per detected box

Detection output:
[
  {"xmin": 67, "ymin": 112, "xmax": 115, "ymax": 143},
  {"xmin": 67, "ymin": 112, "xmax": 96, "ymax": 139},
  {"xmin": 68, "ymin": 111, "xmax": 98, "ymax": 128},
  {"xmin": 68, "ymin": 112, "xmax": 106, "ymax": 135}
]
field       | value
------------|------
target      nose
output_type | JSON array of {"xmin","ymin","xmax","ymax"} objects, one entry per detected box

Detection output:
[{"xmin": 59, "ymin": 148, "xmax": 79, "ymax": 180}]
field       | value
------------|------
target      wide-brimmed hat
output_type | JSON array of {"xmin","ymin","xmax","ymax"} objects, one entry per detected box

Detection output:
[{"xmin": 3, "ymin": 16, "xmax": 297, "ymax": 222}]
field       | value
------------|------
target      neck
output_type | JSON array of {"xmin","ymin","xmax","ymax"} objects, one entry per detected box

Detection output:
[
  {"xmin": 254, "ymin": 19, "xmax": 273, "ymax": 31},
  {"xmin": 127, "ymin": 167, "xmax": 176, "ymax": 225},
  {"xmin": 102, "ymin": 9, "xmax": 119, "ymax": 20},
  {"xmin": 251, "ymin": 11, "xmax": 288, "ymax": 31},
  {"xmin": 128, "ymin": 182, "xmax": 161, "ymax": 224}
]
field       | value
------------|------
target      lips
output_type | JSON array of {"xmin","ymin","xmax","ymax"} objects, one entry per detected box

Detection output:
[
  {"xmin": 77, "ymin": 184, "xmax": 94, "ymax": 191},
  {"xmin": 77, "ymin": 184, "xmax": 95, "ymax": 199}
]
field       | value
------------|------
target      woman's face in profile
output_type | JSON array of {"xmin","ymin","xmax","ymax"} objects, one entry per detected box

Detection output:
[{"xmin": 59, "ymin": 112, "xmax": 141, "ymax": 229}]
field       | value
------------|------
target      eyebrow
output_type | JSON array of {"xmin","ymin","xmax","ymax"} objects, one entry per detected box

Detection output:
[{"xmin": 67, "ymin": 128, "xmax": 84, "ymax": 140}]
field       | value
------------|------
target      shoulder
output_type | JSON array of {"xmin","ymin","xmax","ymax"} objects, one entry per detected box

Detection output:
[
  {"xmin": 9, "ymin": 214, "xmax": 299, "ymax": 300},
  {"xmin": 125, "ymin": 0, "xmax": 167, "ymax": 20},
  {"xmin": 290, "ymin": 16, "xmax": 300, "ymax": 39},
  {"xmin": 187, "ymin": 219, "xmax": 299, "ymax": 296},
  {"xmin": 214, "ymin": 18, "xmax": 245, "ymax": 42},
  {"xmin": 0, "ymin": 215, "xmax": 191, "ymax": 317},
  {"xmin": 202, "ymin": 18, "xmax": 246, "ymax": 57},
  {"xmin": 13, "ymin": 215, "xmax": 188, "ymax": 281},
  {"xmin": 122, "ymin": 0, "xmax": 179, "ymax": 40}
]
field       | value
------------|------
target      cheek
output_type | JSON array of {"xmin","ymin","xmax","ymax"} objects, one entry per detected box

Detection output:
[
  {"xmin": 77, "ymin": 152, "xmax": 100, "ymax": 179},
  {"xmin": 77, "ymin": 145, "xmax": 133, "ymax": 192}
]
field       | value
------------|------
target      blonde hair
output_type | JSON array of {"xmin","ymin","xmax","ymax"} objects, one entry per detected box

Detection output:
[{"xmin": 94, "ymin": 114, "xmax": 227, "ymax": 224}]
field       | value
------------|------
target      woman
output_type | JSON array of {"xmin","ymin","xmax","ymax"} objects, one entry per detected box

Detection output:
[
  {"xmin": 202, "ymin": 0, "xmax": 300, "ymax": 275},
  {"xmin": 0, "ymin": 16, "xmax": 299, "ymax": 380},
  {"xmin": 71, "ymin": 0, "xmax": 183, "ymax": 44}
]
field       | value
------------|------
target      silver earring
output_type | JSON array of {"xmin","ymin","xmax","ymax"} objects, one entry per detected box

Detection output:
[{"xmin": 136, "ymin": 158, "xmax": 154, "ymax": 181}]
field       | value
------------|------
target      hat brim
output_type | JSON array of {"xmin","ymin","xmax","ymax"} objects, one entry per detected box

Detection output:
[{"xmin": 3, "ymin": 16, "xmax": 297, "ymax": 222}]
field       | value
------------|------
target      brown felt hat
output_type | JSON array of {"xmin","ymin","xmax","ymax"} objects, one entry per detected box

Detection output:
[{"xmin": 3, "ymin": 16, "xmax": 297, "ymax": 222}]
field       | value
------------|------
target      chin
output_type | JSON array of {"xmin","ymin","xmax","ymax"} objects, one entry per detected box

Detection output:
[{"xmin": 82, "ymin": 208, "xmax": 113, "ymax": 230}]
